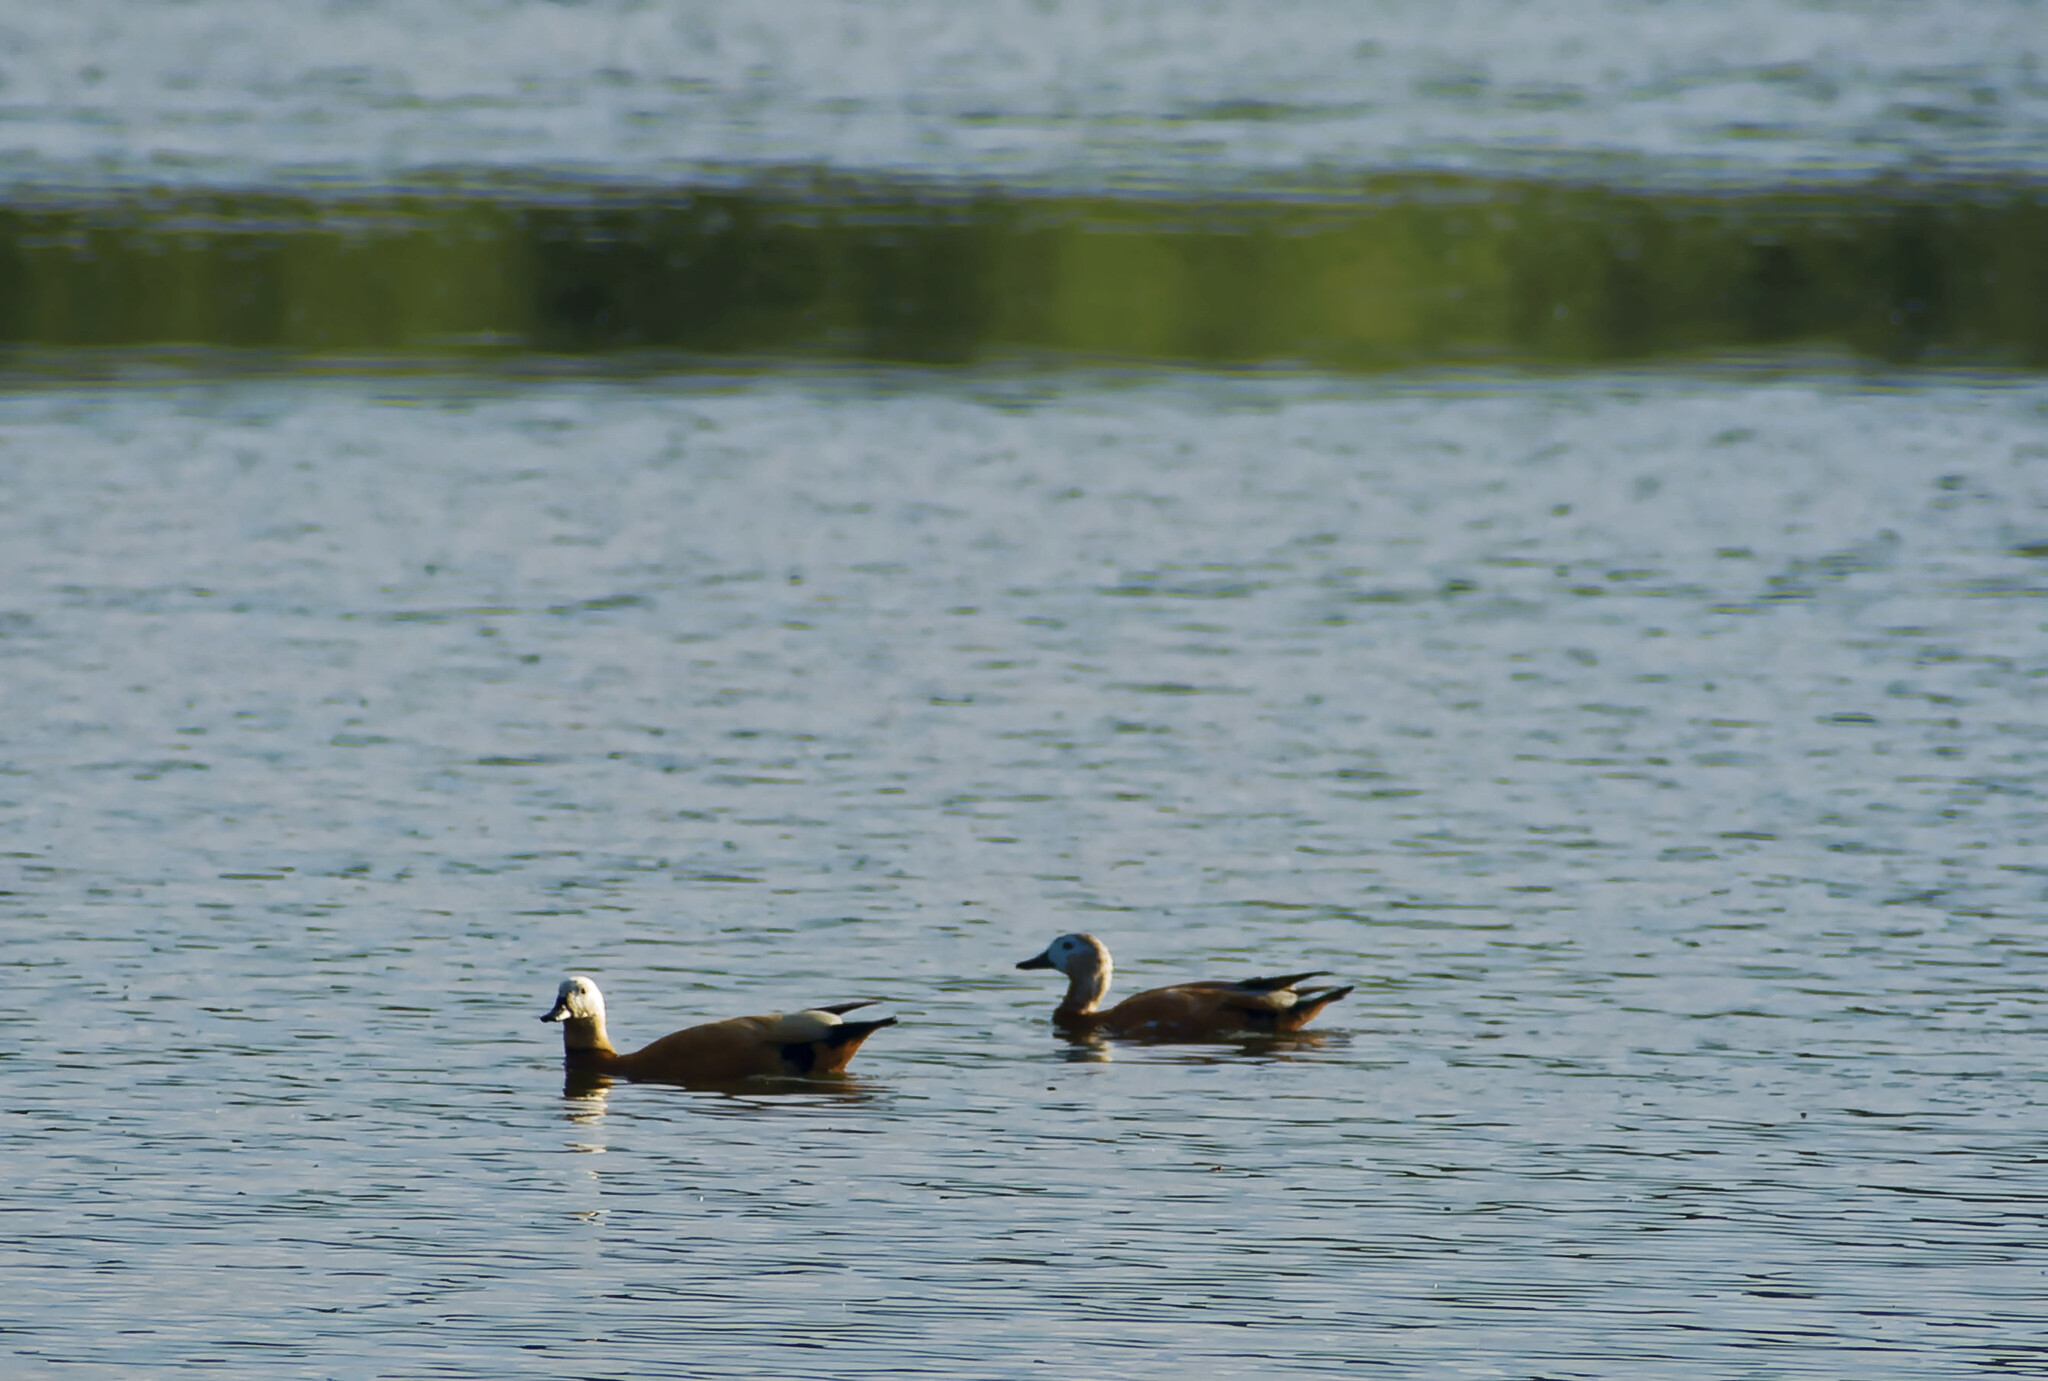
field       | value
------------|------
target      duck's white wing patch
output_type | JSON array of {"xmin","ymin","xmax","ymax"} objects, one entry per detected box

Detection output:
[{"xmin": 761, "ymin": 1009, "xmax": 843, "ymax": 1043}]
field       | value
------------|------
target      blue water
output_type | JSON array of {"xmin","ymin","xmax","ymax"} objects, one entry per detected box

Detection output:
[
  {"xmin": 3, "ymin": 0, "xmax": 2047, "ymax": 190},
  {"xmin": 4, "ymin": 369, "xmax": 2046, "ymax": 1377}
]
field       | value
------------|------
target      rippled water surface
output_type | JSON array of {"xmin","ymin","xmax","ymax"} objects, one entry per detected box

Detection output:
[
  {"xmin": 7, "ymin": 0, "xmax": 2048, "ymax": 188},
  {"xmin": 4, "ymin": 369, "xmax": 2047, "ymax": 1377}
]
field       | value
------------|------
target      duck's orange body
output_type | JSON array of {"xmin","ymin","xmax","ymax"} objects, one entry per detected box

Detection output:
[
  {"xmin": 541, "ymin": 976, "xmax": 895, "ymax": 1084},
  {"xmin": 1018, "ymin": 933, "xmax": 1351, "ymax": 1040}
]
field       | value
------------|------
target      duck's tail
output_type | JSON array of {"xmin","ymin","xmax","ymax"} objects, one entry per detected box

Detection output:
[
  {"xmin": 795, "ymin": 1014, "xmax": 898, "ymax": 1076},
  {"xmin": 1279, "ymin": 985, "xmax": 1353, "ymax": 1031},
  {"xmin": 823, "ymin": 1014, "xmax": 899, "ymax": 1049}
]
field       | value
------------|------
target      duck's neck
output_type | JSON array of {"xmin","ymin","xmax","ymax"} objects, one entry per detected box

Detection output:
[
  {"xmin": 1056, "ymin": 963, "xmax": 1112, "ymax": 1021},
  {"xmin": 557, "ymin": 1014, "xmax": 619, "ymax": 1063}
]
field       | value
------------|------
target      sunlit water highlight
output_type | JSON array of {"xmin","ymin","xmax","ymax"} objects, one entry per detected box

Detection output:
[{"xmin": 3, "ymin": 368, "xmax": 2045, "ymax": 1377}]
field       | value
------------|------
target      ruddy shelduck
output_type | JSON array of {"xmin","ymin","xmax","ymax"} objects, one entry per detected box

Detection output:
[
  {"xmin": 1017, "ymin": 933, "xmax": 1352, "ymax": 1040},
  {"xmin": 540, "ymin": 975, "xmax": 896, "ymax": 1084}
]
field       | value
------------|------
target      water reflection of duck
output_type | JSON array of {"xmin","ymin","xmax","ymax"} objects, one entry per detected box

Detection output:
[
  {"xmin": 560, "ymin": 1066, "xmax": 892, "ymax": 1104},
  {"xmin": 1054, "ymin": 1028, "xmax": 1339, "ymax": 1064},
  {"xmin": 1018, "ymin": 933, "xmax": 1351, "ymax": 1041},
  {"xmin": 540, "ymin": 975, "xmax": 896, "ymax": 1086}
]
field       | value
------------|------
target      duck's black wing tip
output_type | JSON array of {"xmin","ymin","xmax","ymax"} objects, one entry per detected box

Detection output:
[{"xmin": 1238, "ymin": 970, "xmax": 1331, "ymax": 993}]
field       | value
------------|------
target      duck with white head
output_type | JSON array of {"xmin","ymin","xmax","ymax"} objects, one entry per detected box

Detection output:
[{"xmin": 541, "ymin": 974, "xmax": 895, "ymax": 1085}]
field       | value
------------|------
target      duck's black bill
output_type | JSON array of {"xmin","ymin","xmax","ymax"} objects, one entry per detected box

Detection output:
[
  {"xmin": 1017, "ymin": 952, "xmax": 1055, "ymax": 970},
  {"xmin": 540, "ymin": 1001, "xmax": 571, "ymax": 1023}
]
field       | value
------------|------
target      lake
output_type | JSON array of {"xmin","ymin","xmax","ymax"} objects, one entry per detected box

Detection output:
[
  {"xmin": 4, "ymin": 3, "xmax": 2048, "ymax": 1378},
  {"xmin": 6, "ymin": 368, "xmax": 2046, "ymax": 1377}
]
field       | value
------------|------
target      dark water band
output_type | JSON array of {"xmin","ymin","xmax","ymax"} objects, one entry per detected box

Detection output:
[{"xmin": 2, "ymin": 170, "xmax": 2042, "ymax": 371}]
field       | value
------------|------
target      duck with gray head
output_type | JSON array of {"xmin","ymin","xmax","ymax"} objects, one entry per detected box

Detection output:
[{"xmin": 1017, "ymin": 933, "xmax": 1351, "ymax": 1041}]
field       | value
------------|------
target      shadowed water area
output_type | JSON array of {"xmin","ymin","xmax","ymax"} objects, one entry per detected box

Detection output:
[{"xmin": 5, "ymin": 3, "xmax": 2048, "ymax": 1379}]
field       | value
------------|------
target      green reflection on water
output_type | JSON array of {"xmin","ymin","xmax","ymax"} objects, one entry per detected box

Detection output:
[{"xmin": 1, "ymin": 172, "xmax": 2043, "ymax": 370}]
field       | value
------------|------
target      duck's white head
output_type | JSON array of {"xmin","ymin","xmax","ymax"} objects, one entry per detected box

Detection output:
[{"xmin": 541, "ymin": 974, "xmax": 607, "ymax": 1025}]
